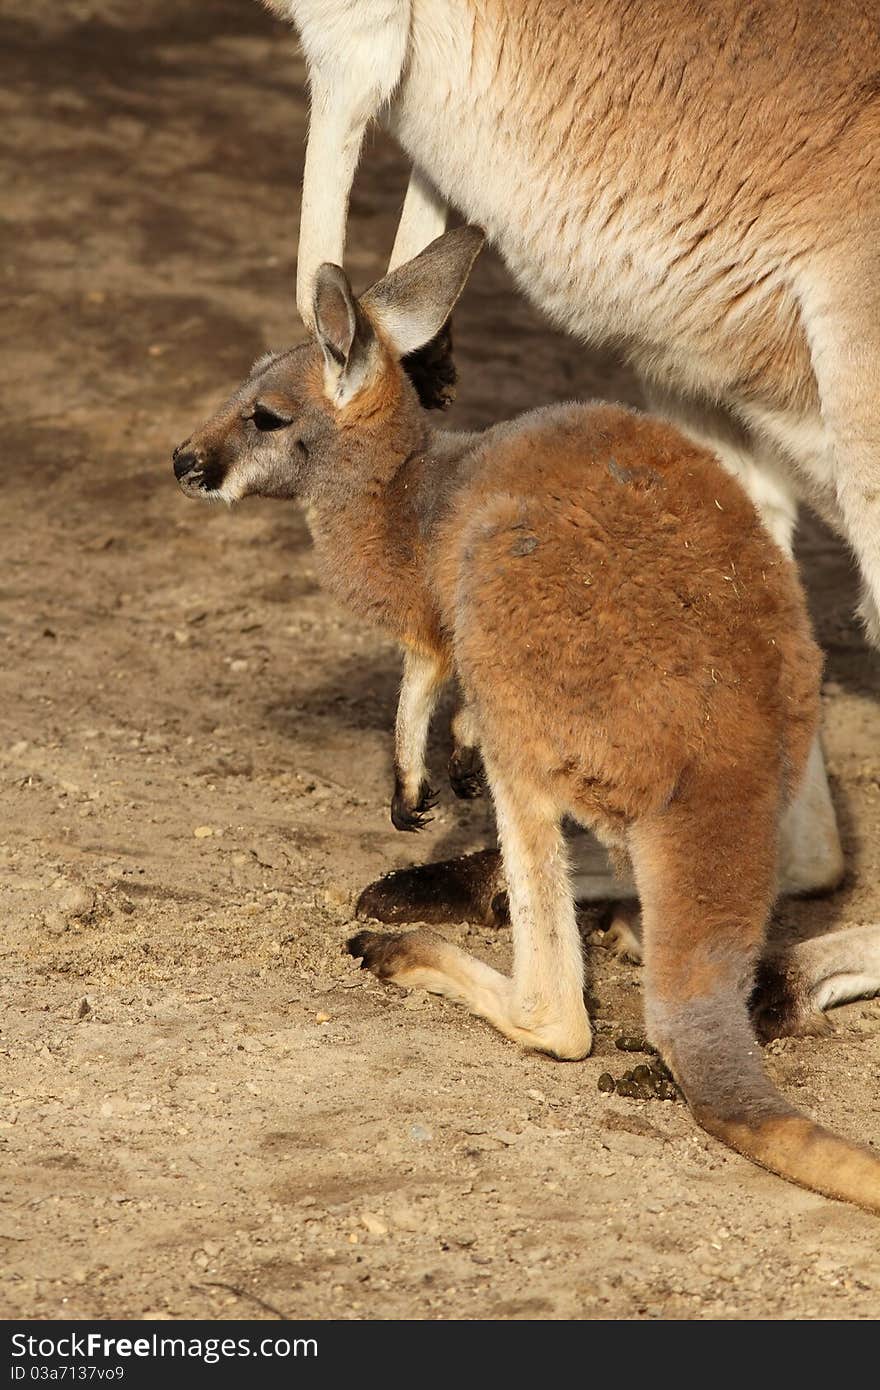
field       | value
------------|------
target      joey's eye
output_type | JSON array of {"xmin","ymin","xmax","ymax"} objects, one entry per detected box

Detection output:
[{"xmin": 249, "ymin": 405, "xmax": 292, "ymax": 432}]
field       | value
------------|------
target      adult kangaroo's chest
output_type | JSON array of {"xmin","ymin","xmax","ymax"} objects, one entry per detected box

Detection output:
[{"xmin": 390, "ymin": 0, "xmax": 861, "ymax": 412}]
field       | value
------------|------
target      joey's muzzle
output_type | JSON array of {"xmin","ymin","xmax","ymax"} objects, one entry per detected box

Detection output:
[
  {"xmin": 172, "ymin": 448, "xmax": 200, "ymax": 481},
  {"xmin": 172, "ymin": 439, "xmax": 225, "ymax": 497},
  {"xmin": 171, "ymin": 439, "xmax": 200, "ymax": 483}
]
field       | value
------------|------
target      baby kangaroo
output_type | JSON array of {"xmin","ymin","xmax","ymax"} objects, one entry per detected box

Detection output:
[{"xmin": 173, "ymin": 227, "xmax": 880, "ymax": 1213}]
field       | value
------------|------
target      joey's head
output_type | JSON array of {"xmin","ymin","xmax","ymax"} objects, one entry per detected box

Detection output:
[{"xmin": 172, "ymin": 225, "xmax": 484, "ymax": 506}]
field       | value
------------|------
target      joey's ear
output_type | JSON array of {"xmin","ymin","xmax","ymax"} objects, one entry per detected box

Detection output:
[
  {"xmin": 312, "ymin": 263, "xmax": 376, "ymax": 401},
  {"xmin": 361, "ymin": 226, "xmax": 485, "ymax": 359}
]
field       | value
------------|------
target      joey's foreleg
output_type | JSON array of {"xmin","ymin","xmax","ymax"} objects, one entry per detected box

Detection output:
[
  {"xmin": 448, "ymin": 698, "xmax": 484, "ymax": 800},
  {"xmin": 391, "ymin": 649, "xmax": 447, "ymax": 831}
]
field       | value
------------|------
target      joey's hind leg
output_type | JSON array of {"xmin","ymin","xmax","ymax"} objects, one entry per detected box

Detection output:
[
  {"xmin": 644, "ymin": 385, "xmax": 844, "ymax": 897},
  {"xmin": 350, "ymin": 776, "xmax": 591, "ymax": 1059}
]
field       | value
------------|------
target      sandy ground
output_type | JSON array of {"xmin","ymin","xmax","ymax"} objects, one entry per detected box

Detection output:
[{"xmin": 2, "ymin": 0, "xmax": 880, "ymax": 1323}]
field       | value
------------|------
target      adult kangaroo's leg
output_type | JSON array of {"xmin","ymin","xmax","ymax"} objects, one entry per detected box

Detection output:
[
  {"xmin": 391, "ymin": 169, "xmax": 456, "ymax": 410},
  {"xmin": 388, "ymin": 167, "xmax": 448, "ymax": 271},
  {"xmin": 293, "ymin": 1, "xmax": 410, "ymax": 325},
  {"xmin": 804, "ymin": 262, "xmax": 880, "ymax": 646},
  {"xmin": 350, "ymin": 775, "xmax": 591, "ymax": 1059},
  {"xmin": 631, "ymin": 763, "xmax": 880, "ymax": 1212}
]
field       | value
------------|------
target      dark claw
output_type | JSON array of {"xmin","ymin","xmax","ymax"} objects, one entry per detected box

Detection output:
[
  {"xmin": 448, "ymin": 745, "xmax": 484, "ymax": 800},
  {"xmin": 391, "ymin": 781, "xmax": 438, "ymax": 832}
]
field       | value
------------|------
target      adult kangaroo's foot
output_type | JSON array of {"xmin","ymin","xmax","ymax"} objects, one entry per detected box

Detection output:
[
  {"xmin": 355, "ymin": 848, "xmax": 507, "ymax": 926},
  {"xmin": 750, "ymin": 924, "xmax": 880, "ymax": 1041}
]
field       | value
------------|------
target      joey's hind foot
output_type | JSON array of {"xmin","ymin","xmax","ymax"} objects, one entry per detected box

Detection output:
[
  {"xmin": 347, "ymin": 928, "xmax": 410, "ymax": 980},
  {"xmin": 448, "ymin": 745, "xmax": 484, "ymax": 799},
  {"xmin": 391, "ymin": 780, "xmax": 438, "ymax": 832},
  {"xmin": 355, "ymin": 848, "xmax": 506, "ymax": 926}
]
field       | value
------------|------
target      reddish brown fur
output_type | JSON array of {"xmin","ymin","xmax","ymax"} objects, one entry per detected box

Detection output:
[
  {"xmin": 175, "ymin": 231, "xmax": 880, "ymax": 1212},
  {"xmin": 430, "ymin": 406, "xmax": 819, "ymax": 837}
]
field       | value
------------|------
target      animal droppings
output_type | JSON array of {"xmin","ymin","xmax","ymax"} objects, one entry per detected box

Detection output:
[{"xmin": 614, "ymin": 1034, "xmax": 657, "ymax": 1054}]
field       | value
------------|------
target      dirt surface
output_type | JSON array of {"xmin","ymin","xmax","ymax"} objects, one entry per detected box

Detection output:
[{"xmin": 2, "ymin": 0, "xmax": 880, "ymax": 1323}]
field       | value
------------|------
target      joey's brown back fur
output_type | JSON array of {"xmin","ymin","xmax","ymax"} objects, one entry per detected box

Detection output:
[{"xmin": 430, "ymin": 406, "xmax": 819, "ymax": 840}]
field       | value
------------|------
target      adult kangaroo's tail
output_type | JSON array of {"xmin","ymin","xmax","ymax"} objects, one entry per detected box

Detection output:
[{"xmin": 630, "ymin": 773, "xmax": 880, "ymax": 1215}]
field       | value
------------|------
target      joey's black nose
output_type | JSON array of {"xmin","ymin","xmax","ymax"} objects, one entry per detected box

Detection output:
[{"xmin": 173, "ymin": 450, "xmax": 200, "ymax": 481}]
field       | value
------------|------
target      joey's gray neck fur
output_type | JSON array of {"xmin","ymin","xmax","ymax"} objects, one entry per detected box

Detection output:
[{"xmin": 304, "ymin": 423, "xmax": 483, "ymax": 631}]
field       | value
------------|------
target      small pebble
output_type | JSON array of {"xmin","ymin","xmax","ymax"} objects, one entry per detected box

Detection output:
[
  {"xmin": 360, "ymin": 1212, "xmax": 388, "ymax": 1237},
  {"xmin": 58, "ymin": 883, "xmax": 95, "ymax": 918},
  {"xmin": 193, "ymin": 826, "xmax": 214, "ymax": 839}
]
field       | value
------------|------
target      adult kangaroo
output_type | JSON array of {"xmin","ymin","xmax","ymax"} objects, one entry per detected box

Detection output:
[{"xmin": 270, "ymin": 0, "xmax": 880, "ymax": 1031}]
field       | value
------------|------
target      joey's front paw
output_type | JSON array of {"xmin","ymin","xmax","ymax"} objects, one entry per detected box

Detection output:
[
  {"xmin": 448, "ymin": 744, "xmax": 484, "ymax": 800},
  {"xmin": 391, "ymin": 780, "xmax": 438, "ymax": 832}
]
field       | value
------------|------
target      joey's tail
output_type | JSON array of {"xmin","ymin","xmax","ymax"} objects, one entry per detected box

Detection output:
[
  {"xmin": 655, "ymin": 994, "xmax": 880, "ymax": 1214},
  {"xmin": 631, "ymin": 779, "xmax": 880, "ymax": 1215}
]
